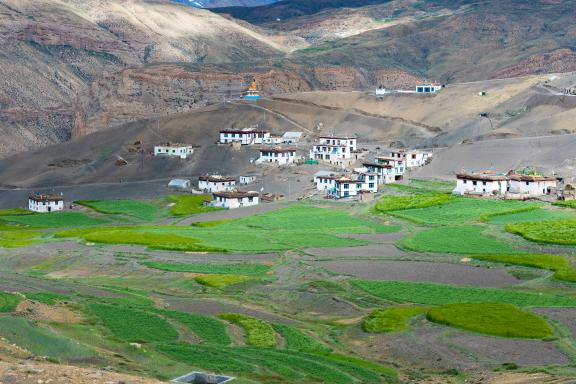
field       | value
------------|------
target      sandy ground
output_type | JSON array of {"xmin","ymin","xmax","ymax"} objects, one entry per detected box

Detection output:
[
  {"xmin": 0, "ymin": 361, "xmax": 164, "ymax": 384},
  {"xmin": 313, "ymin": 260, "xmax": 520, "ymax": 287}
]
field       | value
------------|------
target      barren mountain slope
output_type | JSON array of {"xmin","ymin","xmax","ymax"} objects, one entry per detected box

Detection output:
[{"xmin": 0, "ymin": 0, "xmax": 286, "ymax": 158}]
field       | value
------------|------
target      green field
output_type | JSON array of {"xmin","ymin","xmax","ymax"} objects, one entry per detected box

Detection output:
[
  {"xmin": 76, "ymin": 199, "xmax": 160, "ymax": 221},
  {"xmin": 274, "ymin": 324, "xmax": 331, "ymax": 353},
  {"xmin": 363, "ymin": 306, "xmax": 430, "ymax": 333},
  {"xmin": 154, "ymin": 309, "xmax": 231, "ymax": 345},
  {"xmin": 0, "ymin": 292, "xmax": 21, "ymax": 312},
  {"xmin": 391, "ymin": 198, "xmax": 539, "ymax": 225},
  {"xmin": 375, "ymin": 193, "xmax": 453, "ymax": 213},
  {"xmin": 401, "ymin": 225, "xmax": 518, "ymax": 254},
  {"xmin": 487, "ymin": 208, "xmax": 576, "ymax": 224},
  {"xmin": 89, "ymin": 304, "xmax": 179, "ymax": 343},
  {"xmin": 25, "ymin": 292, "xmax": 70, "ymax": 305},
  {"xmin": 353, "ymin": 280, "xmax": 576, "ymax": 307},
  {"xmin": 0, "ymin": 317, "xmax": 95, "ymax": 361},
  {"xmin": 427, "ymin": 303, "xmax": 553, "ymax": 338},
  {"xmin": 507, "ymin": 220, "xmax": 576, "ymax": 245},
  {"xmin": 194, "ymin": 274, "xmax": 255, "ymax": 289},
  {"xmin": 168, "ymin": 195, "xmax": 217, "ymax": 216},
  {"xmin": 553, "ymin": 200, "xmax": 576, "ymax": 209},
  {"xmin": 0, "ymin": 228, "xmax": 43, "ymax": 248},
  {"xmin": 0, "ymin": 208, "xmax": 32, "ymax": 216},
  {"xmin": 143, "ymin": 261, "xmax": 271, "ymax": 275},
  {"xmin": 219, "ymin": 313, "xmax": 277, "ymax": 347},
  {"xmin": 472, "ymin": 254, "xmax": 576, "ymax": 283},
  {"xmin": 0, "ymin": 212, "xmax": 108, "ymax": 228},
  {"xmin": 157, "ymin": 343, "xmax": 394, "ymax": 383}
]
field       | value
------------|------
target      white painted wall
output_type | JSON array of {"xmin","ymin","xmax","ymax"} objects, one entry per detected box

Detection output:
[
  {"xmin": 154, "ymin": 145, "xmax": 194, "ymax": 159},
  {"xmin": 28, "ymin": 198, "xmax": 63, "ymax": 213}
]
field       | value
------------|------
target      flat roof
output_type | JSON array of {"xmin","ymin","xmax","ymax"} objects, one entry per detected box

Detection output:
[
  {"xmin": 319, "ymin": 136, "xmax": 356, "ymax": 140},
  {"xmin": 29, "ymin": 193, "xmax": 63, "ymax": 202},
  {"xmin": 260, "ymin": 147, "xmax": 296, "ymax": 153},
  {"xmin": 509, "ymin": 174, "xmax": 556, "ymax": 182},
  {"xmin": 363, "ymin": 162, "xmax": 393, "ymax": 168},
  {"xmin": 199, "ymin": 175, "xmax": 236, "ymax": 182},
  {"xmin": 456, "ymin": 172, "xmax": 507, "ymax": 182},
  {"xmin": 156, "ymin": 142, "xmax": 192, "ymax": 148},
  {"xmin": 212, "ymin": 191, "xmax": 259, "ymax": 199}
]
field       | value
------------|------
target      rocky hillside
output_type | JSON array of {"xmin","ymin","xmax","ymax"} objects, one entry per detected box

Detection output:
[{"xmin": 0, "ymin": 0, "xmax": 287, "ymax": 157}]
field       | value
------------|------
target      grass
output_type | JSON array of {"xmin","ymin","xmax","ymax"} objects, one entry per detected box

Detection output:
[
  {"xmin": 0, "ymin": 317, "xmax": 95, "ymax": 361},
  {"xmin": 0, "ymin": 292, "xmax": 21, "ymax": 312},
  {"xmin": 89, "ymin": 304, "xmax": 179, "ymax": 343},
  {"xmin": 487, "ymin": 208, "xmax": 576, "ymax": 224},
  {"xmin": 218, "ymin": 313, "xmax": 277, "ymax": 347},
  {"xmin": 157, "ymin": 343, "xmax": 394, "ymax": 383},
  {"xmin": 273, "ymin": 324, "xmax": 330, "ymax": 353},
  {"xmin": 472, "ymin": 254, "xmax": 576, "ymax": 283},
  {"xmin": 154, "ymin": 309, "xmax": 231, "ymax": 345},
  {"xmin": 401, "ymin": 225, "xmax": 518, "ymax": 254},
  {"xmin": 554, "ymin": 201, "xmax": 576, "ymax": 209},
  {"xmin": 56, "ymin": 204, "xmax": 395, "ymax": 252},
  {"xmin": 0, "ymin": 212, "xmax": 108, "ymax": 228},
  {"xmin": 427, "ymin": 303, "xmax": 553, "ymax": 338},
  {"xmin": 0, "ymin": 229, "xmax": 43, "ymax": 248},
  {"xmin": 352, "ymin": 280, "xmax": 576, "ymax": 307},
  {"xmin": 143, "ymin": 262, "xmax": 270, "ymax": 275},
  {"xmin": 390, "ymin": 198, "xmax": 539, "ymax": 225},
  {"xmin": 57, "ymin": 227, "xmax": 226, "ymax": 252},
  {"xmin": 375, "ymin": 193, "xmax": 453, "ymax": 213},
  {"xmin": 507, "ymin": 220, "xmax": 576, "ymax": 245},
  {"xmin": 0, "ymin": 208, "xmax": 32, "ymax": 216},
  {"xmin": 168, "ymin": 195, "xmax": 217, "ymax": 216},
  {"xmin": 194, "ymin": 274, "xmax": 255, "ymax": 289},
  {"xmin": 363, "ymin": 306, "xmax": 430, "ymax": 333},
  {"xmin": 25, "ymin": 292, "xmax": 70, "ymax": 305},
  {"xmin": 76, "ymin": 199, "xmax": 160, "ymax": 221}
]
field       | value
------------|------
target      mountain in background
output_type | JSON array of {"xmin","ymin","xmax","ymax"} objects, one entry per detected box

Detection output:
[
  {"xmin": 1, "ymin": 0, "xmax": 575, "ymax": 159},
  {"xmin": 171, "ymin": 0, "xmax": 278, "ymax": 8}
]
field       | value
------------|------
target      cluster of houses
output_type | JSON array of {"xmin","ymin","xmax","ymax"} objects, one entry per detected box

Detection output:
[{"xmin": 453, "ymin": 170, "xmax": 558, "ymax": 198}]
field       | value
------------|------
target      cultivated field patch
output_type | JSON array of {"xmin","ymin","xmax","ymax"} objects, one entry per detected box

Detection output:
[
  {"xmin": 273, "ymin": 324, "xmax": 330, "ymax": 353},
  {"xmin": 194, "ymin": 274, "xmax": 255, "ymax": 289},
  {"xmin": 472, "ymin": 254, "xmax": 576, "ymax": 283},
  {"xmin": 0, "ymin": 292, "xmax": 21, "ymax": 312},
  {"xmin": 507, "ymin": 220, "xmax": 576, "ymax": 245},
  {"xmin": 0, "ymin": 212, "xmax": 108, "ymax": 228},
  {"xmin": 143, "ymin": 262, "xmax": 270, "ymax": 275},
  {"xmin": 363, "ymin": 306, "xmax": 430, "ymax": 333},
  {"xmin": 427, "ymin": 303, "xmax": 553, "ymax": 338},
  {"xmin": 76, "ymin": 199, "xmax": 160, "ymax": 221},
  {"xmin": 401, "ymin": 225, "xmax": 518, "ymax": 254},
  {"xmin": 154, "ymin": 309, "xmax": 231, "ymax": 345},
  {"xmin": 352, "ymin": 280, "xmax": 576, "ymax": 307},
  {"xmin": 218, "ymin": 313, "xmax": 277, "ymax": 347},
  {"xmin": 168, "ymin": 195, "xmax": 218, "ymax": 216},
  {"xmin": 488, "ymin": 208, "xmax": 576, "ymax": 224},
  {"xmin": 375, "ymin": 193, "xmax": 453, "ymax": 213}
]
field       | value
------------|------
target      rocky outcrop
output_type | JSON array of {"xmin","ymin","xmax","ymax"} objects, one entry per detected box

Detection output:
[{"xmin": 491, "ymin": 49, "xmax": 576, "ymax": 79}]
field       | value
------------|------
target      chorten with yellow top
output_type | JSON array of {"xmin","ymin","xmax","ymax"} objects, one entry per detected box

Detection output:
[{"xmin": 242, "ymin": 78, "xmax": 261, "ymax": 101}]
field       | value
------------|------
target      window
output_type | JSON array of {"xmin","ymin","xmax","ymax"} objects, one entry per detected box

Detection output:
[
  {"xmin": 344, "ymin": 191, "xmax": 349, "ymax": 197},
  {"xmin": 473, "ymin": 181, "xmax": 477, "ymax": 186},
  {"xmin": 369, "ymin": 183, "xmax": 375, "ymax": 188},
  {"xmin": 526, "ymin": 181, "xmax": 529, "ymax": 186},
  {"xmin": 343, "ymin": 184, "xmax": 349, "ymax": 189},
  {"xmin": 482, "ymin": 181, "xmax": 486, "ymax": 186},
  {"xmin": 463, "ymin": 180, "xmax": 467, "ymax": 184}
]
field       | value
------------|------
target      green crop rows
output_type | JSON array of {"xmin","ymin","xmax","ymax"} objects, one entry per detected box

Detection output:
[
  {"xmin": 218, "ymin": 313, "xmax": 277, "ymax": 347},
  {"xmin": 363, "ymin": 306, "xmax": 430, "ymax": 333},
  {"xmin": 507, "ymin": 220, "xmax": 576, "ymax": 245},
  {"xmin": 273, "ymin": 324, "xmax": 330, "ymax": 353},
  {"xmin": 76, "ymin": 199, "xmax": 160, "ymax": 221},
  {"xmin": 143, "ymin": 262, "xmax": 270, "ymax": 275},
  {"xmin": 0, "ymin": 292, "xmax": 21, "ymax": 312},
  {"xmin": 353, "ymin": 280, "xmax": 576, "ymax": 307}
]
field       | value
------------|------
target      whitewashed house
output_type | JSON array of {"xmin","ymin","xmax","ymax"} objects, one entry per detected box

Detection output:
[
  {"xmin": 314, "ymin": 171, "xmax": 378, "ymax": 198},
  {"xmin": 453, "ymin": 172, "xmax": 508, "ymax": 196},
  {"xmin": 198, "ymin": 175, "xmax": 236, "ymax": 192},
  {"xmin": 28, "ymin": 193, "xmax": 64, "ymax": 213},
  {"xmin": 309, "ymin": 136, "xmax": 357, "ymax": 166},
  {"xmin": 507, "ymin": 173, "xmax": 557, "ymax": 197},
  {"xmin": 403, "ymin": 150, "xmax": 432, "ymax": 168},
  {"xmin": 219, "ymin": 127, "xmax": 270, "ymax": 145},
  {"xmin": 154, "ymin": 143, "xmax": 194, "ymax": 159},
  {"xmin": 282, "ymin": 131, "xmax": 303, "ymax": 144},
  {"xmin": 375, "ymin": 156, "xmax": 406, "ymax": 180},
  {"xmin": 210, "ymin": 191, "xmax": 259, "ymax": 209},
  {"xmin": 256, "ymin": 147, "xmax": 297, "ymax": 165},
  {"xmin": 239, "ymin": 176, "xmax": 256, "ymax": 185},
  {"xmin": 362, "ymin": 162, "xmax": 395, "ymax": 183}
]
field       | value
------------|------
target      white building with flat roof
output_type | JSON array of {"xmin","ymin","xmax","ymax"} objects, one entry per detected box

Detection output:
[
  {"xmin": 198, "ymin": 175, "xmax": 236, "ymax": 192},
  {"xmin": 210, "ymin": 191, "xmax": 259, "ymax": 209},
  {"xmin": 507, "ymin": 173, "xmax": 556, "ymax": 197},
  {"xmin": 309, "ymin": 136, "xmax": 357, "ymax": 166},
  {"xmin": 453, "ymin": 172, "xmax": 508, "ymax": 196},
  {"xmin": 28, "ymin": 193, "xmax": 64, "ymax": 213},
  {"xmin": 219, "ymin": 127, "xmax": 270, "ymax": 145},
  {"xmin": 314, "ymin": 171, "xmax": 378, "ymax": 198},
  {"xmin": 256, "ymin": 147, "xmax": 297, "ymax": 165},
  {"xmin": 154, "ymin": 143, "xmax": 194, "ymax": 159}
]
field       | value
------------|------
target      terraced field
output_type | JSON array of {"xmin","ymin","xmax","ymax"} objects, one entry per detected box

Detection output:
[{"xmin": 1, "ymin": 183, "xmax": 576, "ymax": 383}]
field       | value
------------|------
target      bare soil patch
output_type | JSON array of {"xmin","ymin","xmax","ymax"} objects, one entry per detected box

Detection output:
[
  {"xmin": 162, "ymin": 297, "xmax": 296, "ymax": 324},
  {"xmin": 315, "ymin": 260, "xmax": 520, "ymax": 287},
  {"xmin": 306, "ymin": 244, "xmax": 409, "ymax": 258},
  {"xmin": 15, "ymin": 300, "xmax": 83, "ymax": 324},
  {"xmin": 0, "ymin": 361, "xmax": 163, "ymax": 384},
  {"xmin": 534, "ymin": 307, "xmax": 576, "ymax": 338}
]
